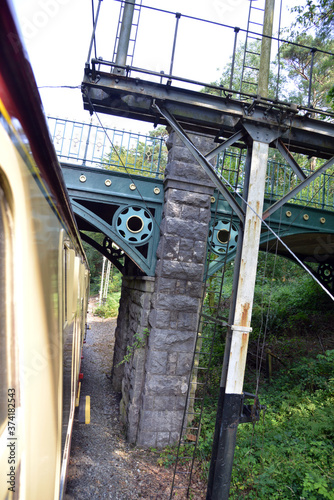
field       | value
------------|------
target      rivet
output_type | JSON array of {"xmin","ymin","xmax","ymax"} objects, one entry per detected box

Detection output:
[
  {"xmin": 105, "ymin": 179, "xmax": 112, "ymax": 187},
  {"xmin": 211, "ymin": 196, "xmax": 216, "ymax": 203},
  {"xmin": 79, "ymin": 175, "xmax": 87, "ymax": 183},
  {"xmin": 320, "ymin": 217, "xmax": 326, "ymax": 224},
  {"xmin": 303, "ymin": 214, "xmax": 309, "ymax": 221},
  {"xmin": 286, "ymin": 210, "xmax": 291, "ymax": 217},
  {"xmin": 129, "ymin": 183, "xmax": 136, "ymax": 190},
  {"xmin": 153, "ymin": 187, "xmax": 161, "ymax": 195}
]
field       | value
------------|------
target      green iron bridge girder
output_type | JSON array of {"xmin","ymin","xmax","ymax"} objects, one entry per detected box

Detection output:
[
  {"xmin": 61, "ymin": 163, "xmax": 164, "ymax": 276},
  {"xmin": 61, "ymin": 163, "xmax": 334, "ymax": 286}
]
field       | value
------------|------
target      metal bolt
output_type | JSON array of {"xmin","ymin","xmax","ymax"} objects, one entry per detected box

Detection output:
[
  {"xmin": 286, "ymin": 210, "xmax": 291, "ymax": 217},
  {"xmin": 320, "ymin": 217, "xmax": 326, "ymax": 224},
  {"xmin": 153, "ymin": 187, "xmax": 161, "ymax": 195},
  {"xmin": 303, "ymin": 214, "xmax": 309, "ymax": 221},
  {"xmin": 105, "ymin": 179, "xmax": 112, "ymax": 187},
  {"xmin": 79, "ymin": 175, "xmax": 87, "ymax": 183},
  {"xmin": 129, "ymin": 183, "xmax": 136, "ymax": 190},
  {"xmin": 211, "ymin": 196, "xmax": 216, "ymax": 203}
]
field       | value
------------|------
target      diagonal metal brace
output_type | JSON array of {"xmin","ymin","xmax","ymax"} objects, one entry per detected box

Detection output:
[
  {"xmin": 205, "ymin": 130, "xmax": 245, "ymax": 161},
  {"xmin": 275, "ymin": 139, "xmax": 307, "ymax": 181},
  {"xmin": 263, "ymin": 155, "xmax": 334, "ymax": 219},
  {"xmin": 152, "ymin": 101, "xmax": 245, "ymax": 222}
]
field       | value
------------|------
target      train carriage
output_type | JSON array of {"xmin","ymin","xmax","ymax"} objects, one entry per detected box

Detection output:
[{"xmin": 0, "ymin": 1, "xmax": 90, "ymax": 498}]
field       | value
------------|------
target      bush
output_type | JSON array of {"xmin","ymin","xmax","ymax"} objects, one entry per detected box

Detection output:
[{"xmin": 94, "ymin": 292, "xmax": 121, "ymax": 318}]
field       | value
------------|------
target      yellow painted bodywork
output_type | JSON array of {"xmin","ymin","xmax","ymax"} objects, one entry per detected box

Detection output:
[{"xmin": 0, "ymin": 106, "xmax": 89, "ymax": 499}]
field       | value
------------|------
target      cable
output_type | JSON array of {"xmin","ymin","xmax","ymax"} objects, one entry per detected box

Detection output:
[{"xmin": 38, "ymin": 85, "xmax": 81, "ymax": 89}]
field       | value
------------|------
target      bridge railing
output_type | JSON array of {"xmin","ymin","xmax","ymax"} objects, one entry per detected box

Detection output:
[
  {"xmin": 217, "ymin": 149, "xmax": 334, "ymax": 211},
  {"xmin": 47, "ymin": 116, "xmax": 167, "ymax": 179},
  {"xmin": 85, "ymin": 0, "xmax": 334, "ymax": 120},
  {"xmin": 49, "ymin": 116, "xmax": 334, "ymax": 211}
]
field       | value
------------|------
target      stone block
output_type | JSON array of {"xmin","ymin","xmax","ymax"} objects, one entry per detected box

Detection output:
[
  {"xmin": 176, "ymin": 352, "xmax": 193, "ymax": 375},
  {"xmin": 164, "ymin": 218, "xmax": 208, "ymax": 241},
  {"xmin": 187, "ymin": 280, "xmax": 204, "ymax": 298},
  {"xmin": 142, "ymin": 395, "xmax": 155, "ymax": 410},
  {"xmin": 136, "ymin": 431, "xmax": 157, "ymax": 448},
  {"xmin": 145, "ymin": 374, "xmax": 188, "ymax": 396},
  {"xmin": 165, "ymin": 199, "xmax": 182, "ymax": 218},
  {"xmin": 156, "ymin": 432, "xmax": 171, "ymax": 448},
  {"xmin": 127, "ymin": 404, "xmax": 140, "ymax": 443},
  {"xmin": 155, "ymin": 277, "xmax": 176, "ymax": 294},
  {"xmin": 193, "ymin": 239, "xmax": 208, "ymax": 263},
  {"xmin": 161, "ymin": 260, "xmax": 204, "ymax": 280},
  {"xmin": 149, "ymin": 309, "xmax": 170, "ymax": 329},
  {"xmin": 149, "ymin": 328, "xmax": 195, "ymax": 350},
  {"xmin": 155, "ymin": 293, "xmax": 199, "ymax": 312},
  {"xmin": 167, "ymin": 188, "xmax": 209, "ymax": 207},
  {"xmin": 177, "ymin": 311, "xmax": 199, "ymax": 330},
  {"xmin": 139, "ymin": 409, "xmax": 183, "ymax": 432},
  {"xmin": 145, "ymin": 350, "xmax": 168, "ymax": 374}
]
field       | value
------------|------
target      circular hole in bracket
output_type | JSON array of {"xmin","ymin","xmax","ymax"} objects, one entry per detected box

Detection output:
[
  {"xmin": 217, "ymin": 229, "xmax": 230, "ymax": 244},
  {"xmin": 126, "ymin": 215, "xmax": 144, "ymax": 233}
]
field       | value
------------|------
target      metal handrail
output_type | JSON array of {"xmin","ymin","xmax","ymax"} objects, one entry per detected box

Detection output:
[
  {"xmin": 48, "ymin": 116, "xmax": 167, "ymax": 179},
  {"xmin": 85, "ymin": 0, "xmax": 334, "ymax": 118}
]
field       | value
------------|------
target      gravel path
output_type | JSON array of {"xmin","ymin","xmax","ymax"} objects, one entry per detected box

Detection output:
[{"xmin": 65, "ymin": 301, "xmax": 176, "ymax": 499}]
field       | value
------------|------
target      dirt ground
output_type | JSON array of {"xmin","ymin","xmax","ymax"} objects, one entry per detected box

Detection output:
[{"xmin": 65, "ymin": 300, "xmax": 205, "ymax": 499}]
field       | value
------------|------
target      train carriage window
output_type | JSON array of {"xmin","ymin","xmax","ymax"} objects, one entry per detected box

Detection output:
[{"xmin": 0, "ymin": 185, "xmax": 11, "ymax": 432}]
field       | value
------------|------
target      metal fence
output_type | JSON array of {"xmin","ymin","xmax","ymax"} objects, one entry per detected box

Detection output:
[
  {"xmin": 216, "ymin": 149, "xmax": 334, "ymax": 211},
  {"xmin": 86, "ymin": 0, "xmax": 334, "ymax": 119},
  {"xmin": 48, "ymin": 116, "xmax": 334, "ymax": 211},
  {"xmin": 47, "ymin": 116, "xmax": 167, "ymax": 179}
]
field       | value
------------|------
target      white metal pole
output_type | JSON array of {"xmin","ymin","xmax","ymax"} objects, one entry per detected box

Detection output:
[{"xmin": 99, "ymin": 256, "xmax": 106, "ymax": 306}]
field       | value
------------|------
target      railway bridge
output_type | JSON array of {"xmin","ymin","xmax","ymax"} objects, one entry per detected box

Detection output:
[
  {"xmin": 50, "ymin": 115, "xmax": 334, "ymax": 452},
  {"xmin": 49, "ymin": 0, "xmax": 334, "ymax": 496}
]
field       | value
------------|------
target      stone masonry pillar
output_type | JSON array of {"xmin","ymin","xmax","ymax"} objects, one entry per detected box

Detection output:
[{"xmin": 135, "ymin": 130, "xmax": 216, "ymax": 448}]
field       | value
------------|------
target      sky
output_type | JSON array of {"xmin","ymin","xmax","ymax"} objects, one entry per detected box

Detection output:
[{"xmin": 11, "ymin": 0, "xmax": 301, "ymax": 133}]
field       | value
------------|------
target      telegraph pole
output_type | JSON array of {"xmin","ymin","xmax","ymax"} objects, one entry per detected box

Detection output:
[{"xmin": 207, "ymin": 0, "xmax": 275, "ymax": 498}]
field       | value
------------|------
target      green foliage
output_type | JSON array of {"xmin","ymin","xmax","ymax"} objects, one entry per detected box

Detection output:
[
  {"xmin": 94, "ymin": 292, "xmax": 121, "ymax": 318},
  {"xmin": 102, "ymin": 127, "xmax": 168, "ymax": 177},
  {"xmin": 229, "ymin": 351, "xmax": 334, "ymax": 498},
  {"xmin": 291, "ymin": 0, "xmax": 334, "ymax": 39},
  {"xmin": 279, "ymin": 33, "xmax": 334, "ymax": 109},
  {"xmin": 116, "ymin": 328, "xmax": 150, "ymax": 367},
  {"xmin": 82, "ymin": 232, "xmax": 106, "ymax": 295}
]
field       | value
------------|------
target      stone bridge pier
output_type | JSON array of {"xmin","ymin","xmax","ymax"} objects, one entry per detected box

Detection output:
[{"xmin": 111, "ymin": 130, "xmax": 215, "ymax": 448}]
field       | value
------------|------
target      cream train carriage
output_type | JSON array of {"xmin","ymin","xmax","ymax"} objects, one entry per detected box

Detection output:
[{"xmin": 0, "ymin": 1, "xmax": 90, "ymax": 498}]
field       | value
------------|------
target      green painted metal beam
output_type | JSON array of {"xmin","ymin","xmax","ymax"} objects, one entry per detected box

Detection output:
[
  {"xmin": 207, "ymin": 195, "xmax": 334, "ymax": 276},
  {"xmin": 61, "ymin": 163, "xmax": 163, "ymax": 276}
]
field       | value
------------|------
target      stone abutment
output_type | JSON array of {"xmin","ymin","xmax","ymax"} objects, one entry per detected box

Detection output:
[{"xmin": 112, "ymin": 131, "xmax": 215, "ymax": 447}]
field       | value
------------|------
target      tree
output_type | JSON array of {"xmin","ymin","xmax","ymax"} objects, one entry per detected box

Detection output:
[
  {"xmin": 291, "ymin": 0, "xmax": 334, "ymax": 39},
  {"xmin": 279, "ymin": 33, "xmax": 334, "ymax": 110},
  {"xmin": 102, "ymin": 127, "xmax": 168, "ymax": 178}
]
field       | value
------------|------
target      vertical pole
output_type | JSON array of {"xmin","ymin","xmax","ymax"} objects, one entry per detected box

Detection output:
[
  {"xmin": 99, "ymin": 257, "xmax": 106, "ymax": 306},
  {"xmin": 210, "ymin": 141, "xmax": 269, "ymax": 499},
  {"xmin": 307, "ymin": 48, "xmax": 317, "ymax": 108},
  {"xmin": 114, "ymin": 0, "xmax": 136, "ymax": 75},
  {"xmin": 206, "ymin": 151, "xmax": 251, "ymax": 499},
  {"xmin": 208, "ymin": 1, "xmax": 275, "ymax": 496},
  {"xmin": 230, "ymin": 27, "xmax": 240, "ymax": 90},
  {"xmin": 82, "ymin": 119, "xmax": 93, "ymax": 166},
  {"xmin": 258, "ymin": 0, "xmax": 275, "ymax": 98},
  {"xmin": 86, "ymin": 0, "xmax": 103, "ymax": 67},
  {"xmin": 168, "ymin": 13, "xmax": 181, "ymax": 82}
]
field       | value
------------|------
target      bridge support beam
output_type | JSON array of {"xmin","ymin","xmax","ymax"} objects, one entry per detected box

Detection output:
[{"xmin": 111, "ymin": 130, "xmax": 216, "ymax": 447}]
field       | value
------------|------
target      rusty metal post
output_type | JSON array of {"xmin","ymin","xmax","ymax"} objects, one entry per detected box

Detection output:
[
  {"xmin": 114, "ymin": 0, "xmax": 136, "ymax": 75},
  {"xmin": 207, "ymin": 141, "xmax": 270, "ymax": 499}
]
